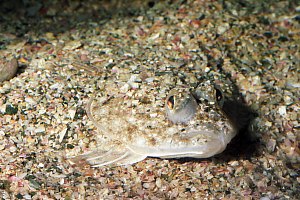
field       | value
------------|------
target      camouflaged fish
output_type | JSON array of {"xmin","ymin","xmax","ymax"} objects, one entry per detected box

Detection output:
[{"xmin": 69, "ymin": 71, "xmax": 240, "ymax": 167}]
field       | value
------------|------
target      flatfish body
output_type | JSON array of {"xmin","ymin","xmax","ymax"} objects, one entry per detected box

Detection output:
[{"xmin": 70, "ymin": 70, "xmax": 238, "ymax": 167}]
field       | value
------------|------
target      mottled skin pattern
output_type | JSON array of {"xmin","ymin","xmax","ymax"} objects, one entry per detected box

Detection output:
[{"xmin": 70, "ymin": 72, "xmax": 238, "ymax": 167}]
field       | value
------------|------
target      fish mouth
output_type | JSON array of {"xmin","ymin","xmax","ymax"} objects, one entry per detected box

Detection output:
[
  {"xmin": 128, "ymin": 142, "xmax": 225, "ymax": 159},
  {"xmin": 127, "ymin": 129, "xmax": 235, "ymax": 159}
]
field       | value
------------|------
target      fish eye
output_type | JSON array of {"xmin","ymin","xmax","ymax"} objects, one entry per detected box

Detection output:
[
  {"xmin": 167, "ymin": 95, "xmax": 175, "ymax": 110},
  {"xmin": 215, "ymin": 88, "xmax": 223, "ymax": 102},
  {"xmin": 214, "ymin": 86, "xmax": 224, "ymax": 107}
]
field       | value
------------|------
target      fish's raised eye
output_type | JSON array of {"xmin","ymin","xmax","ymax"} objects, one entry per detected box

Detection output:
[
  {"xmin": 167, "ymin": 96, "xmax": 175, "ymax": 109},
  {"xmin": 215, "ymin": 88, "xmax": 223, "ymax": 102}
]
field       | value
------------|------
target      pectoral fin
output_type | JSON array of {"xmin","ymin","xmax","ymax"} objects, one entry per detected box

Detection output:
[{"xmin": 69, "ymin": 145, "xmax": 146, "ymax": 167}]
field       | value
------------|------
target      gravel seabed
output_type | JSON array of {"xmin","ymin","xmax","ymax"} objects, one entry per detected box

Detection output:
[{"xmin": 0, "ymin": 0, "xmax": 299, "ymax": 199}]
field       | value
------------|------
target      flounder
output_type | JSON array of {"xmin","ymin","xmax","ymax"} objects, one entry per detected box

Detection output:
[{"xmin": 70, "ymin": 76, "xmax": 239, "ymax": 167}]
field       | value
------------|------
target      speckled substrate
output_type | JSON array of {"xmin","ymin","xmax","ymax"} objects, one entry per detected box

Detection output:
[{"xmin": 0, "ymin": 0, "xmax": 299, "ymax": 199}]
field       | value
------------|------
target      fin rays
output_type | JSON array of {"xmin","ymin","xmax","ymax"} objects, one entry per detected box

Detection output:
[{"xmin": 70, "ymin": 145, "xmax": 146, "ymax": 167}]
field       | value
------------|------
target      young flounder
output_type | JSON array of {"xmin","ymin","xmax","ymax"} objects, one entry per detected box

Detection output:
[{"xmin": 70, "ymin": 78, "xmax": 238, "ymax": 167}]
